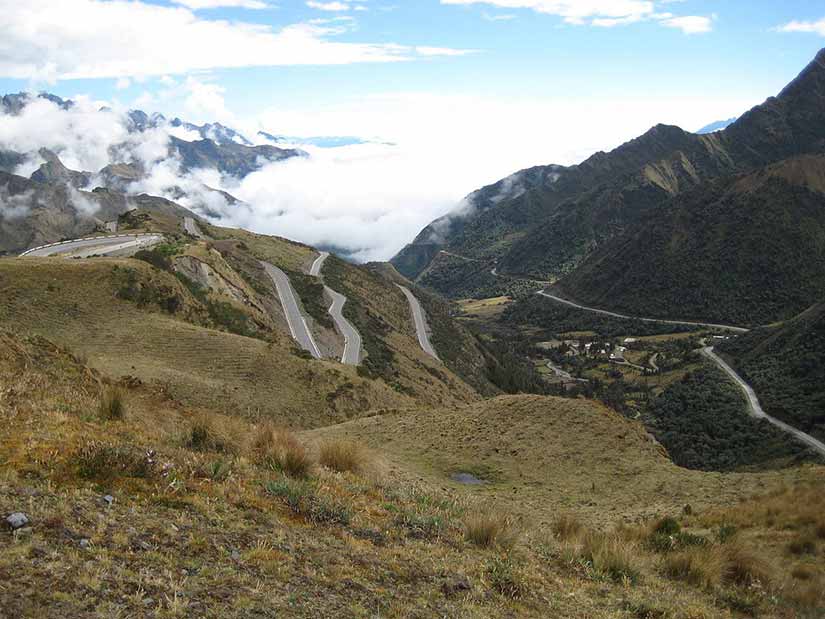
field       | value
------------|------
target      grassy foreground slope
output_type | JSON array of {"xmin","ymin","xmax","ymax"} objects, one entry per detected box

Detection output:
[{"xmin": 2, "ymin": 332, "xmax": 825, "ymax": 618}]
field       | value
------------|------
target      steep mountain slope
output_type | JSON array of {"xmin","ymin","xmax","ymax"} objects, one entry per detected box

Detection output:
[
  {"xmin": 719, "ymin": 301, "xmax": 825, "ymax": 443},
  {"xmin": 395, "ymin": 49, "xmax": 825, "ymax": 325},
  {"xmin": 558, "ymin": 156, "xmax": 825, "ymax": 326}
]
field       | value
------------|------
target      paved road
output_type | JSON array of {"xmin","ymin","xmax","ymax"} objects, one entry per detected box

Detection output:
[
  {"xmin": 701, "ymin": 347, "xmax": 825, "ymax": 458},
  {"xmin": 536, "ymin": 291, "xmax": 751, "ymax": 333},
  {"xmin": 309, "ymin": 251, "xmax": 329, "ymax": 277},
  {"xmin": 397, "ymin": 285, "xmax": 439, "ymax": 360},
  {"xmin": 308, "ymin": 251, "xmax": 362, "ymax": 365},
  {"xmin": 20, "ymin": 234, "xmax": 163, "ymax": 258},
  {"xmin": 325, "ymin": 286, "xmax": 361, "ymax": 365},
  {"xmin": 183, "ymin": 217, "xmax": 204, "ymax": 239},
  {"xmin": 260, "ymin": 261, "xmax": 321, "ymax": 359}
]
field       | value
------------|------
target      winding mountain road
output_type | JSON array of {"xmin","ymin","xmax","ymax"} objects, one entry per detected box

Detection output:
[
  {"xmin": 397, "ymin": 285, "xmax": 439, "ymax": 360},
  {"xmin": 326, "ymin": 287, "xmax": 362, "ymax": 365},
  {"xmin": 309, "ymin": 251, "xmax": 329, "ymax": 277},
  {"xmin": 308, "ymin": 251, "xmax": 362, "ymax": 365},
  {"xmin": 536, "ymin": 291, "xmax": 750, "ymax": 333},
  {"xmin": 701, "ymin": 347, "xmax": 825, "ymax": 458},
  {"xmin": 261, "ymin": 260, "xmax": 321, "ymax": 359},
  {"xmin": 20, "ymin": 234, "xmax": 163, "ymax": 258}
]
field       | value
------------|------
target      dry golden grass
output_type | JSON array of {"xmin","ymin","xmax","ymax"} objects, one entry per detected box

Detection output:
[
  {"xmin": 1, "ymin": 330, "xmax": 825, "ymax": 618},
  {"xmin": 253, "ymin": 424, "xmax": 314, "ymax": 478},
  {"xmin": 187, "ymin": 412, "xmax": 247, "ymax": 456},
  {"xmin": 553, "ymin": 513, "xmax": 584, "ymax": 541},
  {"xmin": 318, "ymin": 438, "xmax": 367, "ymax": 474},
  {"xmin": 98, "ymin": 384, "xmax": 126, "ymax": 420},
  {"xmin": 663, "ymin": 547, "xmax": 725, "ymax": 589},
  {"xmin": 464, "ymin": 512, "xmax": 520, "ymax": 549}
]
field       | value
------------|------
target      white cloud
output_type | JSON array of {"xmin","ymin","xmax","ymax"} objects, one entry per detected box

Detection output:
[
  {"xmin": 0, "ymin": 0, "xmax": 468, "ymax": 81},
  {"xmin": 441, "ymin": 0, "xmax": 712, "ymax": 33},
  {"xmin": 660, "ymin": 14, "xmax": 712, "ymax": 34},
  {"xmin": 776, "ymin": 18, "xmax": 825, "ymax": 37},
  {"xmin": 306, "ymin": 1, "xmax": 350, "ymax": 10},
  {"xmin": 172, "ymin": 0, "xmax": 269, "ymax": 8}
]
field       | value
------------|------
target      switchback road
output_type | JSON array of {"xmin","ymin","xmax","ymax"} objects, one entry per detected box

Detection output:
[{"xmin": 261, "ymin": 261, "xmax": 321, "ymax": 359}]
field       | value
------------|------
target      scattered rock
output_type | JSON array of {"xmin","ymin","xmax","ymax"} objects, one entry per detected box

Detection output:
[
  {"xmin": 441, "ymin": 576, "xmax": 472, "ymax": 598},
  {"xmin": 230, "ymin": 549, "xmax": 241, "ymax": 561},
  {"xmin": 102, "ymin": 495, "xmax": 114, "ymax": 507},
  {"xmin": 79, "ymin": 538, "xmax": 91, "ymax": 549},
  {"xmin": 6, "ymin": 512, "xmax": 29, "ymax": 530}
]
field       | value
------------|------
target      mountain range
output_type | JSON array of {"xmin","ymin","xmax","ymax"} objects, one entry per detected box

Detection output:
[{"xmin": 393, "ymin": 48, "xmax": 825, "ymax": 328}]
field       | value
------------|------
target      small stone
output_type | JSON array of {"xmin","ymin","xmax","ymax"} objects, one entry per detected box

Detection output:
[
  {"xmin": 79, "ymin": 538, "xmax": 91, "ymax": 549},
  {"xmin": 103, "ymin": 495, "xmax": 114, "ymax": 506},
  {"xmin": 230, "ymin": 549, "xmax": 241, "ymax": 561},
  {"xmin": 441, "ymin": 576, "xmax": 472, "ymax": 598},
  {"xmin": 6, "ymin": 512, "xmax": 29, "ymax": 530}
]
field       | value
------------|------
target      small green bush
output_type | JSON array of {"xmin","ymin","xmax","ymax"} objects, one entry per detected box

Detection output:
[
  {"xmin": 265, "ymin": 477, "xmax": 351, "ymax": 525},
  {"xmin": 485, "ymin": 556, "xmax": 527, "ymax": 598}
]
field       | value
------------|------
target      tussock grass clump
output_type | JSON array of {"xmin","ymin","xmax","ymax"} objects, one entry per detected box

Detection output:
[
  {"xmin": 265, "ymin": 477, "xmax": 350, "ymax": 525},
  {"xmin": 253, "ymin": 424, "xmax": 313, "ymax": 478},
  {"xmin": 787, "ymin": 533, "xmax": 817, "ymax": 556},
  {"xmin": 187, "ymin": 414, "xmax": 246, "ymax": 456},
  {"xmin": 663, "ymin": 547, "xmax": 725, "ymax": 589},
  {"xmin": 485, "ymin": 555, "xmax": 528, "ymax": 598},
  {"xmin": 723, "ymin": 544, "xmax": 772, "ymax": 587},
  {"xmin": 552, "ymin": 513, "xmax": 583, "ymax": 541},
  {"xmin": 395, "ymin": 511, "xmax": 446, "ymax": 541},
  {"xmin": 564, "ymin": 532, "xmax": 642, "ymax": 584},
  {"xmin": 318, "ymin": 439, "xmax": 367, "ymax": 474},
  {"xmin": 464, "ymin": 512, "xmax": 520, "ymax": 549},
  {"xmin": 98, "ymin": 385, "xmax": 126, "ymax": 420}
]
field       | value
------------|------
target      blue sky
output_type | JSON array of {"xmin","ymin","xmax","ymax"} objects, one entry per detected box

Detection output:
[
  {"xmin": 2, "ymin": 0, "xmax": 823, "ymax": 124},
  {"xmin": 2, "ymin": 1, "xmax": 825, "ymax": 260}
]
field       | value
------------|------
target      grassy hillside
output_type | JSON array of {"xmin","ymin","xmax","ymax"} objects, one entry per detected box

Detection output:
[
  {"xmin": 720, "ymin": 302, "xmax": 825, "ymax": 443},
  {"xmin": 3, "ymin": 333, "xmax": 824, "ymax": 618},
  {"xmin": 0, "ymin": 254, "xmax": 476, "ymax": 428},
  {"xmin": 309, "ymin": 395, "xmax": 816, "ymax": 526}
]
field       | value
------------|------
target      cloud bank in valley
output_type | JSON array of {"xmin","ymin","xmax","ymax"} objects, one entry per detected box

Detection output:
[{"xmin": 1, "ymin": 90, "xmax": 753, "ymax": 261}]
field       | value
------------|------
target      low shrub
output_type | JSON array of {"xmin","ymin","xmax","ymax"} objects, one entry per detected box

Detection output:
[
  {"xmin": 318, "ymin": 439, "xmax": 366, "ymax": 474},
  {"xmin": 464, "ymin": 512, "xmax": 519, "ymax": 549},
  {"xmin": 253, "ymin": 425, "xmax": 313, "ymax": 478},
  {"xmin": 75, "ymin": 442, "xmax": 154, "ymax": 482},
  {"xmin": 98, "ymin": 385, "xmax": 126, "ymax": 420},
  {"xmin": 787, "ymin": 533, "xmax": 817, "ymax": 556},
  {"xmin": 395, "ymin": 511, "xmax": 446, "ymax": 541},
  {"xmin": 485, "ymin": 555, "xmax": 528, "ymax": 598}
]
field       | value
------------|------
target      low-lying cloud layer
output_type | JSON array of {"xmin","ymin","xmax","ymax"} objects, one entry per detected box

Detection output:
[{"xmin": 1, "ymin": 91, "xmax": 752, "ymax": 261}]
